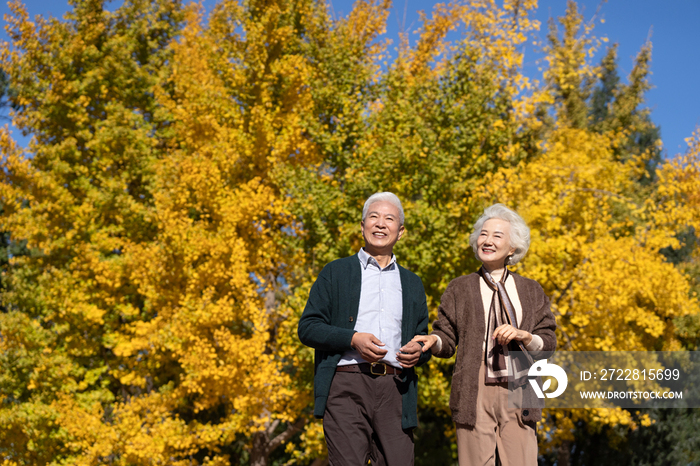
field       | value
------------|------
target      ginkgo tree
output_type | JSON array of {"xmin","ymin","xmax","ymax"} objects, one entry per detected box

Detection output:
[
  {"xmin": 1, "ymin": 0, "xmax": 184, "ymax": 463},
  {"xmin": 0, "ymin": 0, "xmax": 332, "ymax": 464}
]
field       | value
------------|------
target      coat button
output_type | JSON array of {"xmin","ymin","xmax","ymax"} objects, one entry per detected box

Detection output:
[{"xmin": 349, "ymin": 317, "xmax": 354, "ymax": 322}]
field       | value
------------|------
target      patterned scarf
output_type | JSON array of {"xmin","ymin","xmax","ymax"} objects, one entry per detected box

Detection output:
[{"xmin": 481, "ymin": 266, "xmax": 533, "ymax": 386}]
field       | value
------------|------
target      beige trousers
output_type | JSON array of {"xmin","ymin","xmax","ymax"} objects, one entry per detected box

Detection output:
[{"xmin": 455, "ymin": 362, "xmax": 537, "ymax": 466}]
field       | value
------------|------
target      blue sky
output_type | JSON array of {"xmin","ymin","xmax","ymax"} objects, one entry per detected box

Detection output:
[
  {"xmin": 2, "ymin": 0, "xmax": 698, "ymax": 156},
  {"xmin": 383, "ymin": 0, "xmax": 700, "ymax": 156},
  {"xmin": 536, "ymin": 0, "xmax": 700, "ymax": 155}
]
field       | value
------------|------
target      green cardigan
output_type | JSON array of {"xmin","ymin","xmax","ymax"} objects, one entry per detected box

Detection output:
[{"xmin": 297, "ymin": 254, "xmax": 431, "ymax": 430}]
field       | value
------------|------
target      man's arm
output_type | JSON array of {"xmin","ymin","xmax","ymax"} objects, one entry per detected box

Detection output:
[
  {"xmin": 297, "ymin": 270, "xmax": 355, "ymax": 352},
  {"xmin": 414, "ymin": 294, "xmax": 432, "ymax": 367},
  {"xmin": 396, "ymin": 280, "xmax": 432, "ymax": 368},
  {"xmin": 297, "ymin": 266, "xmax": 389, "ymax": 362}
]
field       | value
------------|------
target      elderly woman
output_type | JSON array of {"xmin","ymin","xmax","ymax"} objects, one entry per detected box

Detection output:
[{"xmin": 413, "ymin": 204, "xmax": 556, "ymax": 466}]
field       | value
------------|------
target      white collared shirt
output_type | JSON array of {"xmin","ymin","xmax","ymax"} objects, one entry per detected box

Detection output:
[{"xmin": 338, "ymin": 248, "xmax": 403, "ymax": 368}]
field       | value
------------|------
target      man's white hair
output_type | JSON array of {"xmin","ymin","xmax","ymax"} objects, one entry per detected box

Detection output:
[
  {"xmin": 469, "ymin": 203, "xmax": 530, "ymax": 265},
  {"xmin": 362, "ymin": 192, "xmax": 405, "ymax": 225}
]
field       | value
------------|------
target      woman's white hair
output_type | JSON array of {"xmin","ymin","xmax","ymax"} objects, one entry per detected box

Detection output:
[
  {"xmin": 469, "ymin": 203, "xmax": 530, "ymax": 265},
  {"xmin": 362, "ymin": 192, "xmax": 405, "ymax": 225}
]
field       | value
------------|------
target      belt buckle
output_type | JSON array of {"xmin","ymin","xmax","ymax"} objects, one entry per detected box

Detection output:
[{"xmin": 370, "ymin": 362, "xmax": 387, "ymax": 376}]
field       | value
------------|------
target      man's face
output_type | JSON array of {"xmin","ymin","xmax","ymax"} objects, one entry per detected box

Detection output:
[{"xmin": 361, "ymin": 201, "xmax": 404, "ymax": 256}]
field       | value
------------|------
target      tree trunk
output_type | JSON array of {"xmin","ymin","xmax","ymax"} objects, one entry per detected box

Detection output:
[
  {"xmin": 249, "ymin": 417, "xmax": 307, "ymax": 466},
  {"xmin": 558, "ymin": 440, "xmax": 571, "ymax": 466},
  {"xmin": 250, "ymin": 430, "xmax": 270, "ymax": 466}
]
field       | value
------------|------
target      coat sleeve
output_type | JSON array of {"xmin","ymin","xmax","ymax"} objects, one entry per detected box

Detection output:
[
  {"xmin": 414, "ymin": 279, "xmax": 432, "ymax": 367},
  {"xmin": 430, "ymin": 281, "xmax": 460, "ymax": 359},
  {"xmin": 297, "ymin": 266, "xmax": 355, "ymax": 352},
  {"xmin": 528, "ymin": 282, "xmax": 557, "ymax": 358}
]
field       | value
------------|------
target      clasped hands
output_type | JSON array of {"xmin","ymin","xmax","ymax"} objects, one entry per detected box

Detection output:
[
  {"xmin": 350, "ymin": 332, "xmax": 424, "ymax": 368},
  {"xmin": 351, "ymin": 325, "xmax": 532, "ymax": 367},
  {"xmin": 410, "ymin": 324, "xmax": 533, "ymax": 353}
]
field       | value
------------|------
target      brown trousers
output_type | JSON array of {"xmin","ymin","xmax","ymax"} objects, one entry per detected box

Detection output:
[
  {"xmin": 456, "ymin": 362, "xmax": 537, "ymax": 466},
  {"xmin": 323, "ymin": 371, "xmax": 414, "ymax": 466}
]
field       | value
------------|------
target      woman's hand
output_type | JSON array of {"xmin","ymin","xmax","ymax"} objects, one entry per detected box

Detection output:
[
  {"xmin": 492, "ymin": 324, "xmax": 532, "ymax": 346},
  {"xmin": 410, "ymin": 334, "xmax": 439, "ymax": 353}
]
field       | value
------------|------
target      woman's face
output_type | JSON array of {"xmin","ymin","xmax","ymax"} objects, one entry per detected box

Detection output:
[{"xmin": 476, "ymin": 218, "xmax": 516, "ymax": 269}]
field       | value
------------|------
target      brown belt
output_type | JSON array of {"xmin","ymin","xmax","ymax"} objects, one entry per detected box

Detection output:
[{"xmin": 336, "ymin": 362, "xmax": 402, "ymax": 376}]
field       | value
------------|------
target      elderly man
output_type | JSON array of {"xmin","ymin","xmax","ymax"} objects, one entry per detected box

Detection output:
[{"xmin": 298, "ymin": 192, "xmax": 431, "ymax": 466}]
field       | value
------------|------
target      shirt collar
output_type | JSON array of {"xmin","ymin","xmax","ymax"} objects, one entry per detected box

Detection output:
[{"xmin": 358, "ymin": 248, "xmax": 397, "ymax": 270}]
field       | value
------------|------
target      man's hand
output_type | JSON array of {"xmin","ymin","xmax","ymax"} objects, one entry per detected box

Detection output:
[
  {"xmin": 351, "ymin": 332, "xmax": 388, "ymax": 363},
  {"xmin": 396, "ymin": 340, "xmax": 423, "ymax": 368},
  {"xmin": 492, "ymin": 324, "xmax": 532, "ymax": 346}
]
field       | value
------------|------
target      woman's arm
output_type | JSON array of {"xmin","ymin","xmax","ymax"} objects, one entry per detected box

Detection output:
[
  {"xmin": 412, "ymin": 281, "xmax": 461, "ymax": 358},
  {"xmin": 490, "ymin": 280, "xmax": 555, "ymax": 354},
  {"xmin": 529, "ymin": 286, "xmax": 557, "ymax": 355}
]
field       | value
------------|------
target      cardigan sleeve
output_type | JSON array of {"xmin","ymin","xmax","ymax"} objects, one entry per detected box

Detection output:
[
  {"xmin": 297, "ymin": 265, "xmax": 356, "ymax": 352},
  {"xmin": 528, "ymin": 282, "xmax": 557, "ymax": 359},
  {"xmin": 414, "ymin": 279, "xmax": 432, "ymax": 367},
  {"xmin": 430, "ymin": 281, "xmax": 460, "ymax": 359}
]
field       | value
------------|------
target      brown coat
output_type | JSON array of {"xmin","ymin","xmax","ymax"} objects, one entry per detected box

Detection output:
[{"xmin": 431, "ymin": 272, "xmax": 557, "ymax": 427}]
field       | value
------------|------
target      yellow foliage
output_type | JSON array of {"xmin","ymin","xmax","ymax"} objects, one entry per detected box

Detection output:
[{"xmin": 1, "ymin": 0, "xmax": 321, "ymax": 463}]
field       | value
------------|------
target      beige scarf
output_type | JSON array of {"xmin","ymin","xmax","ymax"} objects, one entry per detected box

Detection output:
[{"xmin": 481, "ymin": 266, "xmax": 533, "ymax": 386}]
